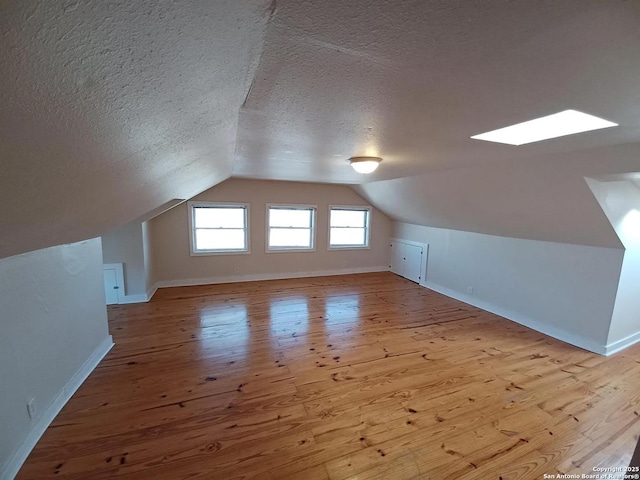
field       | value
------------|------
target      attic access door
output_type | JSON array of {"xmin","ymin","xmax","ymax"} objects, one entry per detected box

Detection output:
[
  {"xmin": 103, "ymin": 268, "xmax": 120, "ymax": 305},
  {"xmin": 103, "ymin": 263, "xmax": 124, "ymax": 305},
  {"xmin": 390, "ymin": 240, "xmax": 427, "ymax": 283}
]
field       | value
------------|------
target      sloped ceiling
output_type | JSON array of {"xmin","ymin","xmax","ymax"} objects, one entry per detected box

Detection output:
[
  {"xmin": 235, "ymin": 0, "xmax": 640, "ymax": 248},
  {"xmin": 355, "ymin": 144, "xmax": 640, "ymax": 249},
  {"xmin": 0, "ymin": 0, "xmax": 272, "ymax": 259},
  {"xmin": 2, "ymin": 1, "xmax": 640, "ymax": 258}
]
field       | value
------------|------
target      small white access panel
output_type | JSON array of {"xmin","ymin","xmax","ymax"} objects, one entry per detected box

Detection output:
[
  {"xmin": 391, "ymin": 241, "xmax": 406, "ymax": 276},
  {"xmin": 390, "ymin": 240, "xmax": 427, "ymax": 283},
  {"xmin": 103, "ymin": 269, "xmax": 120, "ymax": 305},
  {"xmin": 103, "ymin": 263, "xmax": 125, "ymax": 305},
  {"xmin": 403, "ymin": 243, "xmax": 423, "ymax": 282}
]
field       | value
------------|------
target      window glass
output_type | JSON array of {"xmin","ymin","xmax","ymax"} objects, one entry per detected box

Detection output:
[
  {"xmin": 268, "ymin": 206, "xmax": 315, "ymax": 250},
  {"xmin": 190, "ymin": 203, "xmax": 248, "ymax": 253},
  {"xmin": 329, "ymin": 207, "xmax": 370, "ymax": 248}
]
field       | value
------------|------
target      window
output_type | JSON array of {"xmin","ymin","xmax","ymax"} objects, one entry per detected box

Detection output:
[
  {"xmin": 329, "ymin": 206, "xmax": 371, "ymax": 249},
  {"xmin": 267, "ymin": 205, "xmax": 316, "ymax": 251},
  {"xmin": 189, "ymin": 202, "xmax": 249, "ymax": 254}
]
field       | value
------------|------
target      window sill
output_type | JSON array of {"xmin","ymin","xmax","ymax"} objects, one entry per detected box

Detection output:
[
  {"xmin": 266, "ymin": 247, "xmax": 316, "ymax": 254},
  {"xmin": 190, "ymin": 249, "xmax": 251, "ymax": 256}
]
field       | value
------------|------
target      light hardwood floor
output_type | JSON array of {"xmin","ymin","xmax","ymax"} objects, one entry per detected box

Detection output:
[{"xmin": 17, "ymin": 272, "xmax": 640, "ymax": 479}]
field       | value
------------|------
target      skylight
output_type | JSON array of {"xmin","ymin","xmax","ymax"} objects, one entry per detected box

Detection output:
[{"xmin": 471, "ymin": 109, "xmax": 617, "ymax": 146}]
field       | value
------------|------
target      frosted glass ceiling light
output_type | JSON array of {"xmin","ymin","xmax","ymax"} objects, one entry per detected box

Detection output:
[
  {"xmin": 471, "ymin": 109, "xmax": 618, "ymax": 146},
  {"xmin": 350, "ymin": 156, "xmax": 382, "ymax": 174}
]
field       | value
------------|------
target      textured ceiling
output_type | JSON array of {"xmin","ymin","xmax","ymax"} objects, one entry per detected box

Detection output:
[
  {"xmin": 0, "ymin": 0, "xmax": 271, "ymax": 258},
  {"xmin": 2, "ymin": 0, "xmax": 640, "ymax": 258},
  {"xmin": 234, "ymin": 0, "xmax": 640, "ymax": 183}
]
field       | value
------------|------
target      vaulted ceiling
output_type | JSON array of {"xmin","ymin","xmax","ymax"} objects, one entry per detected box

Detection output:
[{"xmin": 2, "ymin": 0, "xmax": 640, "ymax": 258}]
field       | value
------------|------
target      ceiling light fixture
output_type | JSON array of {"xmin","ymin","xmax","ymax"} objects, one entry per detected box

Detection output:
[
  {"xmin": 350, "ymin": 156, "xmax": 382, "ymax": 174},
  {"xmin": 471, "ymin": 109, "xmax": 618, "ymax": 146}
]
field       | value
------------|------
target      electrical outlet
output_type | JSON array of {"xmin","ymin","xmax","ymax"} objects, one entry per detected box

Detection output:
[
  {"xmin": 27, "ymin": 398, "xmax": 36, "ymax": 419},
  {"xmin": 467, "ymin": 286, "xmax": 473, "ymax": 294}
]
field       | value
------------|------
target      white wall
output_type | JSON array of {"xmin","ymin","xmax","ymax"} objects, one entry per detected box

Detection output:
[
  {"xmin": 586, "ymin": 178, "xmax": 640, "ymax": 353},
  {"xmin": 393, "ymin": 222, "xmax": 624, "ymax": 354},
  {"xmin": 150, "ymin": 178, "xmax": 392, "ymax": 286},
  {"xmin": 610, "ymin": 251, "xmax": 640, "ymax": 351},
  {"xmin": 101, "ymin": 221, "xmax": 148, "ymax": 301},
  {"xmin": 0, "ymin": 238, "xmax": 113, "ymax": 479},
  {"xmin": 141, "ymin": 220, "xmax": 156, "ymax": 299}
]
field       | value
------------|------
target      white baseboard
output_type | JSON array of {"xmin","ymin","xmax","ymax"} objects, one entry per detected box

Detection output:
[
  {"xmin": 156, "ymin": 266, "xmax": 390, "ymax": 289},
  {"xmin": 1, "ymin": 335, "xmax": 114, "ymax": 480},
  {"xmin": 119, "ymin": 294, "xmax": 148, "ymax": 304},
  {"xmin": 114, "ymin": 267, "xmax": 389, "ymax": 303},
  {"xmin": 604, "ymin": 330, "xmax": 640, "ymax": 356},
  {"xmin": 115, "ymin": 286, "xmax": 159, "ymax": 304},
  {"xmin": 421, "ymin": 281, "xmax": 607, "ymax": 355},
  {"xmin": 146, "ymin": 284, "xmax": 158, "ymax": 302}
]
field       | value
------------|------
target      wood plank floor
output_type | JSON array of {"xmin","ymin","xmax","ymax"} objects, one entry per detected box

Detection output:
[{"xmin": 17, "ymin": 272, "xmax": 640, "ymax": 479}]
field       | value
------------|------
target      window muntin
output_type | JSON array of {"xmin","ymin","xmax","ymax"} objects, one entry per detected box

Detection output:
[
  {"xmin": 329, "ymin": 206, "xmax": 371, "ymax": 248},
  {"xmin": 189, "ymin": 202, "xmax": 249, "ymax": 254},
  {"xmin": 267, "ymin": 205, "xmax": 316, "ymax": 251}
]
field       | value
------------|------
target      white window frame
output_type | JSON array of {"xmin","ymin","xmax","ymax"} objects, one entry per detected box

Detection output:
[
  {"xmin": 328, "ymin": 205, "xmax": 372, "ymax": 250},
  {"xmin": 266, "ymin": 204, "xmax": 317, "ymax": 253},
  {"xmin": 188, "ymin": 201, "xmax": 250, "ymax": 256}
]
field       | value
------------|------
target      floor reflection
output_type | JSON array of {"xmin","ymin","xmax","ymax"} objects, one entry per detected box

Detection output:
[
  {"xmin": 324, "ymin": 293, "xmax": 360, "ymax": 335},
  {"xmin": 197, "ymin": 302, "xmax": 249, "ymax": 356},
  {"xmin": 269, "ymin": 296, "xmax": 309, "ymax": 337}
]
